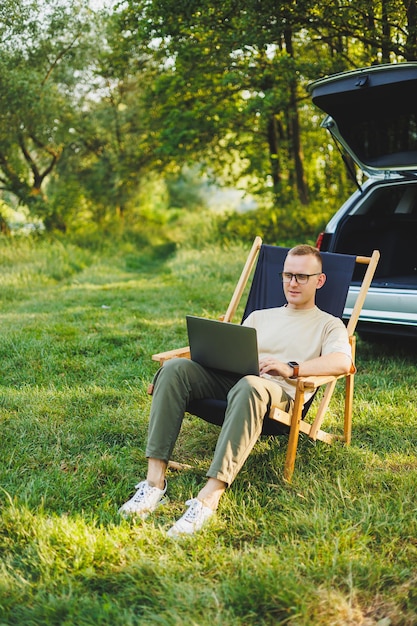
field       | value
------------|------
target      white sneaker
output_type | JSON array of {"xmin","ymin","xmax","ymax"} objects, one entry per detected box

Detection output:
[
  {"xmin": 167, "ymin": 498, "xmax": 214, "ymax": 537},
  {"xmin": 118, "ymin": 480, "xmax": 167, "ymax": 519}
]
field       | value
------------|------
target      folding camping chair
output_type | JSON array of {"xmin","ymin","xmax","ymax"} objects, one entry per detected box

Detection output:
[{"xmin": 151, "ymin": 236, "xmax": 380, "ymax": 481}]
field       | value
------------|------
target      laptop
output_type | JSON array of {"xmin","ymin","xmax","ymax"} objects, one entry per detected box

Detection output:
[{"xmin": 186, "ymin": 315, "xmax": 259, "ymax": 376}]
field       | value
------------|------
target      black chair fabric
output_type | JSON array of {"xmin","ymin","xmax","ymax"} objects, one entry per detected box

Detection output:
[
  {"xmin": 243, "ymin": 245, "xmax": 356, "ymax": 321},
  {"xmin": 187, "ymin": 245, "xmax": 357, "ymax": 436}
]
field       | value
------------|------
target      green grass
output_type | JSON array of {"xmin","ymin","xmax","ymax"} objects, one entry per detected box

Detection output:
[{"xmin": 0, "ymin": 236, "xmax": 417, "ymax": 625}]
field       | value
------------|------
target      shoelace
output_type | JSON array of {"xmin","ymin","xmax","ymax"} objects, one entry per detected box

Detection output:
[
  {"xmin": 132, "ymin": 482, "xmax": 151, "ymax": 502},
  {"xmin": 182, "ymin": 499, "xmax": 201, "ymax": 522}
]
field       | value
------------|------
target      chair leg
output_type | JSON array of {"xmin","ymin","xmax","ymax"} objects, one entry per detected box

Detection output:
[
  {"xmin": 284, "ymin": 387, "xmax": 305, "ymax": 482},
  {"xmin": 344, "ymin": 336, "xmax": 356, "ymax": 445},
  {"xmin": 344, "ymin": 373, "xmax": 354, "ymax": 445}
]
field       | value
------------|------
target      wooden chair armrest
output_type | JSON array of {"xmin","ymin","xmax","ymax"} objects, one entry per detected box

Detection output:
[
  {"xmin": 295, "ymin": 373, "xmax": 345, "ymax": 390},
  {"xmin": 152, "ymin": 346, "xmax": 191, "ymax": 365}
]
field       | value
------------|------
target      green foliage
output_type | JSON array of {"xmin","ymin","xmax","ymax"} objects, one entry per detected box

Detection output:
[
  {"xmin": 0, "ymin": 0, "xmax": 95, "ymax": 223},
  {"xmin": 0, "ymin": 238, "xmax": 417, "ymax": 624},
  {"xmin": 116, "ymin": 0, "xmax": 414, "ymax": 209},
  {"xmin": 3, "ymin": 0, "xmax": 417, "ymax": 235},
  {"xmin": 217, "ymin": 198, "xmax": 341, "ymax": 246}
]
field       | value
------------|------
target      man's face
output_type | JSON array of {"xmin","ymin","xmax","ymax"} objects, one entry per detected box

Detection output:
[{"xmin": 282, "ymin": 253, "xmax": 325, "ymax": 309}]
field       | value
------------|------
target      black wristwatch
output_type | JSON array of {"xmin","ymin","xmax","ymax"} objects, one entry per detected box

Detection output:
[{"xmin": 287, "ymin": 361, "xmax": 299, "ymax": 379}]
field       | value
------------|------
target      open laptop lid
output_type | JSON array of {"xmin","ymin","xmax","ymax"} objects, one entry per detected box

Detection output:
[{"xmin": 186, "ymin": 315, "xmax": 259, "ymax": 376}]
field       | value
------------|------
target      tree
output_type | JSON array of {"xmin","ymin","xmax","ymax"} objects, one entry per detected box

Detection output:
[
  {"xmin": 117, "ymin": 0, "xmax": 416, "ymax": 209},
  {"xmin": 0, "ymin": 0, "xmax": 95, "ymax": 229},
  {"xmin": 3, "ymin": 0, "xmax": 416, "ymax": 235},
  {"xmin": 116, "ymin": 0, "xmax": 316, "ymax": 204}
]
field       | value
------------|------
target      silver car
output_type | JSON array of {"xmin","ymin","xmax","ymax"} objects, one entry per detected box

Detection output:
[{"xmin": 309, "ymin": 62, "xmax": 417, "ymax": 338}]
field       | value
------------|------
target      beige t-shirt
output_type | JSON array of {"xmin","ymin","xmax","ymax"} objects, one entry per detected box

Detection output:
[{"xmin": 243, "ymin": 305, "xmax": 352, "ymax": 400}]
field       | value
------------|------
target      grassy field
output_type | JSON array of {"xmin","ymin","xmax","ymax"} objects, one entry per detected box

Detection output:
[{"xmin": 0, "ymin": 236, "xmax": 416, "ymax": 625}]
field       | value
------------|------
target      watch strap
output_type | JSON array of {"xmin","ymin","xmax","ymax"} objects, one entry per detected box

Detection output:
[{"xmin": 287, "ymin": 361, "xmax": 299, "ymax": 379}]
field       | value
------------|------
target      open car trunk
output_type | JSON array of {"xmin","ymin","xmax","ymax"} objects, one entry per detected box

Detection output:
[
  {"xmin": 330, "ymin": 181, "xmax": 417, "ymax": 289},
  {"xmin": 309, "ymin": 63, "xmax": 417, "ymax": 335},
  {"xmin": 310, "ymin": 63, "xmax": 417, "ymax": 288}
]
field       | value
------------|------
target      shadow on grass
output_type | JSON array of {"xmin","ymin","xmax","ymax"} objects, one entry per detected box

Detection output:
[{"xmin": 359, "ymin": 334, "xmax": 417, "ymax": 362}]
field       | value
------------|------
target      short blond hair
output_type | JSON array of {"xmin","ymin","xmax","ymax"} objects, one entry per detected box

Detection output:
[{"xmin": 287, "ymin": 244, "xmax": 322, "ymax": 271}]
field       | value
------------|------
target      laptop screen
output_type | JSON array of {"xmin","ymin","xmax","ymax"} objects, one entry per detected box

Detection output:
[{"xmin": 186, "ymin": 316, "xmax": 259, "ymax": 376}]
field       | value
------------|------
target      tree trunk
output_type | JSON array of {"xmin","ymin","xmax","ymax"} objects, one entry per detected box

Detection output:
[
  {"xmin": 404, "ymin": 0, "xmax": 417, "ymax": 59},
  {"xmin": 381, "ymin": 0, "xmax": 391, "ymax": 62},
  {"xmin": 267, "ymin": 114, "xmax": 282, "ymax": 190},
  {"xmin": 284, "ymin": 27, "xmax": 309, "ymax": 205}
]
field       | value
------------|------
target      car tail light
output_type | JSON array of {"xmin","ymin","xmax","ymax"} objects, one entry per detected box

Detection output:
[{"xmin": 315, "ymin": 232, "xmax": 324, "ymax": 249}]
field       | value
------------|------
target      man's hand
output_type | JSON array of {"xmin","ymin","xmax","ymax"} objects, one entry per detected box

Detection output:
[{"xmin": 259, "ymin": 358, "xmax": 293, "ymax": 378}]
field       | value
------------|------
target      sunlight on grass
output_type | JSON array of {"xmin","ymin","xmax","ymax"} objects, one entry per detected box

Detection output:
[{"xmin": 0, "ymin": 237, "xmax": 416, "ymax": 625}]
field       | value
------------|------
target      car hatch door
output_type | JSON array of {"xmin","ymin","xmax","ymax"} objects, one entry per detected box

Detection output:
[{"xmin": 309, "ymin": 63, "xmax": 417, "ymax": 178}]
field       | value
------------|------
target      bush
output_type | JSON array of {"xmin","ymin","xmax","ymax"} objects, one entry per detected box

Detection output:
[{"xmin": 217, "ymin": 199, "xmax": 340, "ymax": 246}]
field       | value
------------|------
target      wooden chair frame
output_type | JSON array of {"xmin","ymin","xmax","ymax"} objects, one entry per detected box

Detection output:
[{"xmin": 151, "ymin": 236, "xmax": 380, "ymax": 482}]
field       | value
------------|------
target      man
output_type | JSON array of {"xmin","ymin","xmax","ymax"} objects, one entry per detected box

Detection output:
[{"xmin": 119, "ymin": 244, "xmax": 353, "ymax": 536}]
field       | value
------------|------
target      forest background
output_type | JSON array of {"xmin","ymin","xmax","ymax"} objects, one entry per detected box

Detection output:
[{"xmin": 2, "ymin": 0, "xmax": 417, "ymax": 248}]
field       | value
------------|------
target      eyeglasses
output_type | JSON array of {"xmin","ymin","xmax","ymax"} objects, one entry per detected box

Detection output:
[{"xmin": 280, "ymin": 272, "xmax": 322, "ymax": 285}]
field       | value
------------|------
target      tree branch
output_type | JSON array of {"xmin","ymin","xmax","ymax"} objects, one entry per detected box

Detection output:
[{"xmin": 42, "ymin": 33, "xmax": 82, "ymax": 85}]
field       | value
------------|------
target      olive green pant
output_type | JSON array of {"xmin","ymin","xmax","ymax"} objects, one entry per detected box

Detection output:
[{"xmin": 146, "ymin": 358, "xmax": 293, "ymax": 486}]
